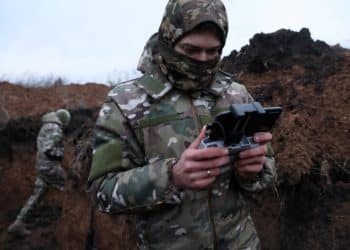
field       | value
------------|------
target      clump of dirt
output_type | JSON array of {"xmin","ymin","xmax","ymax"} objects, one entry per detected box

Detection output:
[
  {"xmin": 0, "ymin": 28, "xmax": 349, "ymax": 250},
  {"xmin": 222, "ymin": 28, "xmax": 345, "ymax": 77}
]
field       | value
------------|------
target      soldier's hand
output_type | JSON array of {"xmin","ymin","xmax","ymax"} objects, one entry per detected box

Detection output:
[
  {"xmin": 235, "ymin": 132, "xmax": 272, "ymax": 179},
  {"xmin": 171, "ymin": 127, "xmax": 230, "ymax": 190}
]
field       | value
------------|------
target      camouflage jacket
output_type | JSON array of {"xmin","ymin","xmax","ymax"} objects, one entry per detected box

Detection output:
[
  {"xmin": 36, "ymin": 112, "xmax": 66, "ymax": 189},
  {"xmin": 88, "ymin": 71, "xmax": 277, "ymax": 250}
]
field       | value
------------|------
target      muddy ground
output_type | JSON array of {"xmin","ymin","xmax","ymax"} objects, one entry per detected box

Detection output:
[{"xmin": 0, "ymin": 28, "xmax": 349, "ymax": 250}]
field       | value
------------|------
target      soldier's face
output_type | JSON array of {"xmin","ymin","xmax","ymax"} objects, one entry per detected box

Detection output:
[{"xmin": 174, "ymin": 29, "xmax": 222, "ymax": 62}]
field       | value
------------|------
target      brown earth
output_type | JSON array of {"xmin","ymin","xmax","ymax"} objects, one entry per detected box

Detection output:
[{"xmin": 0, "ymin": 28, "xmax": 349, "ymax": 250}]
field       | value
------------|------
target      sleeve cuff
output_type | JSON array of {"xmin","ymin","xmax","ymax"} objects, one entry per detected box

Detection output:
[
  {"xmin": 164, "ymin": 158, "xmax": 183, "ymax": 204},
  {"xmin": 235, "ymin": 157, "xmax": 276, "ymax": 192}
]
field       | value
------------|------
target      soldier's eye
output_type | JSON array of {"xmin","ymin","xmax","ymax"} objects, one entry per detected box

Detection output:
[
  {"xmin": 183, "ymin": 46, "xmax": 201, "ymax": 55},
  {"xmin": 206, "ymin": 48, "xmax": 220, "ymax": 56}
]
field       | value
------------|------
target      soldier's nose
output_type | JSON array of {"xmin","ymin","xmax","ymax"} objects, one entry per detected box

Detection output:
[{"xmin": 196, "ymin": 51, "xmax": 209, "ymax": 62}]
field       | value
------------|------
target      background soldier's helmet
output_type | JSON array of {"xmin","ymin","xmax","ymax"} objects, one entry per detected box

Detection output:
[{"xmin": 55, "ymin": 109, "xmax": 71, "ymax": 127}]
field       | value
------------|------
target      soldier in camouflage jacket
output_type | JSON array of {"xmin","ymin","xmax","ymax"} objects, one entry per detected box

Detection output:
[
  {"xmin": 7, "ymin": 109, "xmax": 70, "ymax": 236},
  {"xmin": 88, "ymin": 0, "xmax": 276, "ymax": 249}
]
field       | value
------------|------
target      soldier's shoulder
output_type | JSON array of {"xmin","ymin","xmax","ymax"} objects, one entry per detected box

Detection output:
[
  {"xmin": 41, "ymin": 122, "xmax": 62, "ymax": 131},
  {"xmin": 107, "ymin": 75, "xmax": 172, "ymax": 105},
  {"xmin": 108, "ymin": 77, "xmax": 143, "ymax": 99},
  {"xmin": 216, "ymin": 69, "xmax": 245, "ymax": 87},
  {"xmin": 217, "ymin": 69, "xmax": 234, "ymax": 79},
  {"xmin": 103, "ymin": 75, "xmax": 165, "ymax": 121},
  {"xmin": 210, "ymin": 69, "xmax": 246, "ymax": 94}
]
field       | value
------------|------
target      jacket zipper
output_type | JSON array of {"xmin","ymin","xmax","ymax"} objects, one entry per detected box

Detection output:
[{"xmin": 190, "ymin": 99, "xmax": 217, "ymax": 250}]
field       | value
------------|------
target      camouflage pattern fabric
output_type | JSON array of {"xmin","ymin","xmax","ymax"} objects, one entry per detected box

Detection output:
[
  {"xmin": 88, "ymin": 73, "xmax": 276, "ymax": 250},
  {"xmin": 158, "ymin": 0, "xmax": 228, "ymax": 46},
  {"xmin": 157, "ymin": 0, "xmax": 228, "ymax": 91},
  {"xmin": 16, "ymin": 177, "xmax": 48, "ymax": 221},
  {"xmin": 158, "ymin": 40, "xmax": 221, "ymax": 91},
  {"xmin": 36, "ymin": 112, "xmax": 66, "ymax": 189},
  {"xmin": 88, "ymin": 0, "xmax": 276, "ymax": 249},
  {"xmin": 137, "ymin": 33, "xmax": 159, "ymax": 75},
  {"xmin": 10, "ymin": 112, "xmax": 66, "ymax": 225}
]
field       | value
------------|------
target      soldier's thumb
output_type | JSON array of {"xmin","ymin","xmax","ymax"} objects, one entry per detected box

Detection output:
[{"xmin": 189, "ymin": 126, "xmax": 207, "ymax": 149}]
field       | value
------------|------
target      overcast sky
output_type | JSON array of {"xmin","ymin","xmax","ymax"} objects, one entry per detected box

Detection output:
[{"xmin": 1, "ymin": 0, "xmax": 349, "ymax": 84}]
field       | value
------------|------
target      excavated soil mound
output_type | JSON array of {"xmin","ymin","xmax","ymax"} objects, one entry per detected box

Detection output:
[
  {"xmin": 222, "ymin": 28, "xmax": 350, "ymax": 250},
  {"xmin": 0, "ymin": 28, "xmax": 349, "ymax": 250}
]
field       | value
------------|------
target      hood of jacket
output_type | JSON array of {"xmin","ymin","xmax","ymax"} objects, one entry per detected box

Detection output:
[{"xmin": 137, "ymin": 0, "xmax": 228, "ymax": 92}]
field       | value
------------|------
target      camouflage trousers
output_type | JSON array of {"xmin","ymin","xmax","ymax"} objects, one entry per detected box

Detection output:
[{"xmin": 16, "ymin": 177, "xmax": 49, "ymax": 222}]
